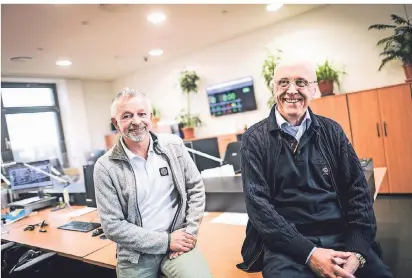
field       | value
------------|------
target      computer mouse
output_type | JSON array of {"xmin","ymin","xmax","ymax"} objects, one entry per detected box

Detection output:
[{"xmin": 92, "ymin": 228, "xmax": 103, "ymax": 237}]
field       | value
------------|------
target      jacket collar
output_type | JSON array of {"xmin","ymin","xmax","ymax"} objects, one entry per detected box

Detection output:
[
  {"xmin": 268, "ymin": 104, "xmax": 320, "ymax": 133},
  {"xmin": 110, "ymin": 131, "xmax": 161, "ymax": 161}
]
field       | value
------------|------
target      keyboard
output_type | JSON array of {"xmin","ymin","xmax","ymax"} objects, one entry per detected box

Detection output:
[
  {"xmin": 10, "ymin": 196, "xmax": 42, "ymax": 206},
  {"xmin": 57, "ymin": 221, "xmax": 101, "ymax": 233}
]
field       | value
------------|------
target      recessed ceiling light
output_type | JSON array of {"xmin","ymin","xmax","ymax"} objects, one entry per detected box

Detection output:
[
  {"xmin": 149, "ymin": 49, "xmax": 163, "ymax": 56},
  {"xmin": 56, "ymin": 59, "xmax": 72, "ymax": 66},
  {"xmin": 266, "ymin": 4, "xmax": 283, "ymax": 12},
  {"xmin": 147, "ymin": 12, "xmax": 166, "ymax": 24}
]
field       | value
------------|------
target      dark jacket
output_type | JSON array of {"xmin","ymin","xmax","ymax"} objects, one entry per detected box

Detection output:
[{"xmin": 237, "ymin": 106, "xmax": 377, "ymax": 272}]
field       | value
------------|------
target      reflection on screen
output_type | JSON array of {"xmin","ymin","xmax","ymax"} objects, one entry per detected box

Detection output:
[{"xmin": 8, "ymin": 160, "xmax": 53, "ymax": 191}]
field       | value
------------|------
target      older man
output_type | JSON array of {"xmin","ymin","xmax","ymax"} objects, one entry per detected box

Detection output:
[
  {"xmin": 94, "ymin": 88, "xmax": 212, "ymax": 278},
  {"xmin": 237, "ymin": 61, "xmax": 393, "ymax": 278}
]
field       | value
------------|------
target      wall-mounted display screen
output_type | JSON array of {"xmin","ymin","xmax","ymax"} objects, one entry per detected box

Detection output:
[{"xmin": 206, "ymin": 76, "xmax": 257, "ymax": 117}]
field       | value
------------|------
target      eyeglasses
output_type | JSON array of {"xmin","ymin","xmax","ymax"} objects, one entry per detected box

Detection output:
[{"xmin": 275, "ymin": 78, "xmax": 317, "ymax": 88}]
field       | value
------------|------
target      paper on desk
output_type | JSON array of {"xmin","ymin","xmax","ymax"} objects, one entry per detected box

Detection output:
[
  {"xmin": 201, "ymin": 165, "xmax": 235, "ymax": 178},
  {"xmin": 210, "ymin": 212, "xmax": 248, "ymax": 226},
  {"xmin": 66, "ymin": 207, "xmax": 97, "ymax": 218}
]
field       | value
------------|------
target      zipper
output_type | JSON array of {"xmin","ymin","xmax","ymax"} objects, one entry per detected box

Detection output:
[
  {"xmin": 316, "ymin": 132, "xmax": 345, "ymax": 215},
  {"xmin": 123, "ymin": 158, "xmax": 143, "ymax": 227},
  {"xmin": 244, "ymin": 245, "xmax": 264, "ymax": 271},
  {"xmin": 245, "ymin": 135, "xmax": 281, "ymax": 270},
  {"xmin": 155, "ymin": 145, "xmax": 183, "ymax": 232}
]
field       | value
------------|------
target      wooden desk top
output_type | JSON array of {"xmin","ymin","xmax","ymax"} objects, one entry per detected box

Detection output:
[
  {"xmin": 1, "ymin": 206, "xmax": 112, "ymax": 259},
  {"xmin": 374, "ymin": 167, "xmax": 387, "ymax": 200},
  {"xmin": 83, "ymin": 242, "xmax": 117, "ymax": 269},
  {"xmin": 2, "ymin": 206, "xmax": 92, "ymax": 231},
  {"xmin": 84, "ymin": 212, "xmax": 260, "ymax": 278}
]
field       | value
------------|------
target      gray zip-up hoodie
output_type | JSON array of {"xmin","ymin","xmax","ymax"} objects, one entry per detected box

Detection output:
[{"xmin": 93, "ymin": 132, "xmax": 205, "ymax": 264}]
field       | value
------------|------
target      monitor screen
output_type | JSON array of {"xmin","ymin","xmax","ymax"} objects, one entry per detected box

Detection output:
[
  {"xmin": 7, "ymin": 160, "xmax": 53, "ymax": 191},
  {"xmin": 206, "ymin": 76, "xmax": 257, "ymax": 117}
]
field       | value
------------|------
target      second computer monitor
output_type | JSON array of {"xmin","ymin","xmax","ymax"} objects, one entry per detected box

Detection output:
[{"xmin": 7, "ymin": 160, "xmax": 53, "ymax": 192}]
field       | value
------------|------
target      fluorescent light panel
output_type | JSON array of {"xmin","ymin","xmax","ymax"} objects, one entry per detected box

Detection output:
[{"xmin": 147, "ymin": 12, "xmax": 166, "ymax": 24}]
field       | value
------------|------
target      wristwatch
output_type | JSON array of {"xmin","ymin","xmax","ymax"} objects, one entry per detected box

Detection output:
[{"xmin": 353, "ymin": 252, "xmax": 366, "ymax": 268}]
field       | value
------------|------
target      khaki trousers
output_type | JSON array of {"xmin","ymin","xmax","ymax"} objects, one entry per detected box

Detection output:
[{"xmin": 116, "ymin": 246, "xmax": 213, "ymax": 278}]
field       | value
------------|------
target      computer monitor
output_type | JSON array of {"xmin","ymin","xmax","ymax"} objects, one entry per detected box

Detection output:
[
  {"xmin": 7, "ymin": 160, "xmax": 53, "ymax": 192},
  {"xmin": 184, "ymin": 142, "xmax": 197, "ymax": 164},
  {"xmin": 223, "ymin": 142, "xmax": 242, "ymax": 174}
]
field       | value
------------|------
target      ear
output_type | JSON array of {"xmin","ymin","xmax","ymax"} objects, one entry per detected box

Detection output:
[
  {"xmin": 311, "ymin": 84, "xmax": 318, "ymax": 99},
  {"xmin": 111, "ymin": 118, "xmax": 119, "ymax": 131}
]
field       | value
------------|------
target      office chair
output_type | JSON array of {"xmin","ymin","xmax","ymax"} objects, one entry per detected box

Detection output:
[{"xmin": 223, "ymin": 142, "xmax": 242, "ymax": 174}]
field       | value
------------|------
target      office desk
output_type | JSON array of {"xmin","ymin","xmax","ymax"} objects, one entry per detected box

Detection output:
[
  {"xmin": 1, "ymin": 207, "xmax": 112, "ymax": 260},
  {"xmin": 84, "ymin": 212, "xmax": 260, "ymax": 278},
  {"xmin": 374, "ymin": 167, "xmax": 387, "ymax": 200},
  {"xmin": 203, "ymin": 167, "xmax": 386, "ymax": 213},
  {"xmin": 83, "ymin": 242, "xmax": 117, "ymax": 269}
]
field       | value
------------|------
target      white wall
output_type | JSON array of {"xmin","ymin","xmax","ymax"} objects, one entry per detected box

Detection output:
[
  {"xmin": 82, "ymin": 80, "xmax": 114, "ymax": 150},
  {"xmin": 113, "ymin": 4, "xmax": 411, "ymax": 138}
]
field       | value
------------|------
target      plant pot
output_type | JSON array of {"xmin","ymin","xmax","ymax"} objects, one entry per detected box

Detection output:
[
  {"xmin": 152, "ymin": 117, "xmax": 160, "ymax": 127},
  {"xmin": 182, "ymin": 127, "xmax": 195, "ymax": 139},
  {"xmin": 318, "ymin": 80, "xmax": 334, "ymax": 97},
  {"xmin": 403, "ymin": 63, "xmax": 412, "ymax": 83}
]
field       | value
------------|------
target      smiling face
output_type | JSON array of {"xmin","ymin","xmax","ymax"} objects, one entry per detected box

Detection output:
[
  {"xmin": 111, "ymin": 96, "xmax": 153, "ymax": 143},
  {"xmin": 273, "ymin": 62, "xmax": 317, "ymax": 123}
]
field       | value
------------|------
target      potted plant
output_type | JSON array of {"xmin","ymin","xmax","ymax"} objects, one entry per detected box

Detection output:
[
  {"xmin": 178, "ymin": 70, "xmax": 202, "ymax": 139},
  {"xmin": 176, "ymin": 111, "xmax": 203, "ymax": 139},
  {"xmin": 152, "ymin": 106, "xmax": 161, "ymax": 127},
  {"xmin": 316, "ymin": 60, "xmax": 346, "ymax": 97},
  {"xmin": 262, "ymin": 49, "xmax": 282, "ymax": 108},
  {"xmin": 368, "ymin": 12, "xmax": 412, "ymax": 82}
]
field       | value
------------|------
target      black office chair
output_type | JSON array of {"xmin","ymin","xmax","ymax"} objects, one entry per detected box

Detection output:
[{"xmin": 223, "ymin": 142, "xmax": 242, "ymax": 174}]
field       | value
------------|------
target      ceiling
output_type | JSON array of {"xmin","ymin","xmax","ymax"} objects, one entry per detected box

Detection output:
[{"xmin": 1, "ymin": 4, "xmax": 322, "ymax": 81}]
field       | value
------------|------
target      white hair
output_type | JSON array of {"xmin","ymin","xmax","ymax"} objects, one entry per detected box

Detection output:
[{"xmin": 110, "ymin": 87, "xmax": 152, "ymax": 118}]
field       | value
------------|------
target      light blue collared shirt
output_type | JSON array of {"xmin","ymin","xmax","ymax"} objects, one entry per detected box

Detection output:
[
  {"xmin": 274, "ymin": 105, "xmax": 316, "ymax": 263},
  {"xmin": 275, "ymin": 106, "xmax": 312, "ymax": 144}
]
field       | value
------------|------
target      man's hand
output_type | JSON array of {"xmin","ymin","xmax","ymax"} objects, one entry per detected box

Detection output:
[
  {"xmin": 334, "ymin": 253, "xmax": 359, "ymax": 277},
  {"xmin": 308, "ymin": 248, "xmax": 355, "ymax": 278},
  {"xmin": 169, "ymin": 251, "xmax": 185, "ymax": 260},
  {"xmin": 169, "ymin": 228, "xmax": 196, "ymax": 252}
]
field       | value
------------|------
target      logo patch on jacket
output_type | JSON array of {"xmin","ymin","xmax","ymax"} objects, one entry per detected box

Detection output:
[
  {"xmin": 322, "ymin": 167, "xmax": 329, "ymax": 175},
  {"xmin": 159, "ymin": 167, "xmax": 169, "ymax": 176}
]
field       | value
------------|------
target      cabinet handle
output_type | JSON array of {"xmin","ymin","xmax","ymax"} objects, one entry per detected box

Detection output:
[
  {"xmin": 383, "ymin": 121, "xmax": 387, "ymax": 136},
  {"xmin": 376, "ymin": 123, "xmax": 380, "ymax": 137}
]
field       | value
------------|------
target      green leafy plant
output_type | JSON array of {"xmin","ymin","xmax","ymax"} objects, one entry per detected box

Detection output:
[
  {"xmin": 152, "ymin": 106, "xmax": 161, "ymax": 119},
  {"xmin": 316, "ymin": 60, "xmax": 346, "ymax": 90},
  {"xmin": 261, "ymin": 48, "xmax": 282, "ymax": 108},
  {"xmin": 368, "ymin": 13, "xmax": 412, "ymax": 70},
  {"xmin": 176, "ymin": 110, "xmax": 203, "ymax": 129},
  {"xmin": 178, "ymin": 70, "xmax": 202, "ymax": 128}
]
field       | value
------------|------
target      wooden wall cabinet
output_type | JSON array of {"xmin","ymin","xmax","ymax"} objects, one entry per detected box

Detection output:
[
  {"xmin": 310, "ymin": 95, "xmax": 353, "ymax": 143},
  {"xmin": 347, "ymin": 89, "xmax": 390, "ymax": 193},
  {"xmin": 376, "ymin": 84, "xmax": 412, "ymax": 193},
  {"xmin": 347, "ymin": 84, "xmax": 412, "ymax": 193},
  {"xmin": 311, "ymin": 83, "xmax": 412, "ymax": 193}
]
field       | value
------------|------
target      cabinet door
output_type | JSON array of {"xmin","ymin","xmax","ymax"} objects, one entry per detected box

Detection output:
[
  {"xmin": 347, "ymin": 90, "xmax": 389, "ymax": 193},
  {"xmin": 310, "ymin": 95, "xmax": 352, "ymax": 143},
  {"xmin": 378, "ymin": 84, "xmax": 412, "ymax": 193}
]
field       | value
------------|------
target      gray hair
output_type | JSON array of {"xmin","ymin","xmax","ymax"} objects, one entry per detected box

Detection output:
[{"xmin": 110, "ymin": 87, "xmax": 152, "ymax": 118}]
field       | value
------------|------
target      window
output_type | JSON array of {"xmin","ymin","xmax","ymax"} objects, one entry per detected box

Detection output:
[{"xmin": 1, "ymin": 82, "xmax": 67, "ymax": 167}]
